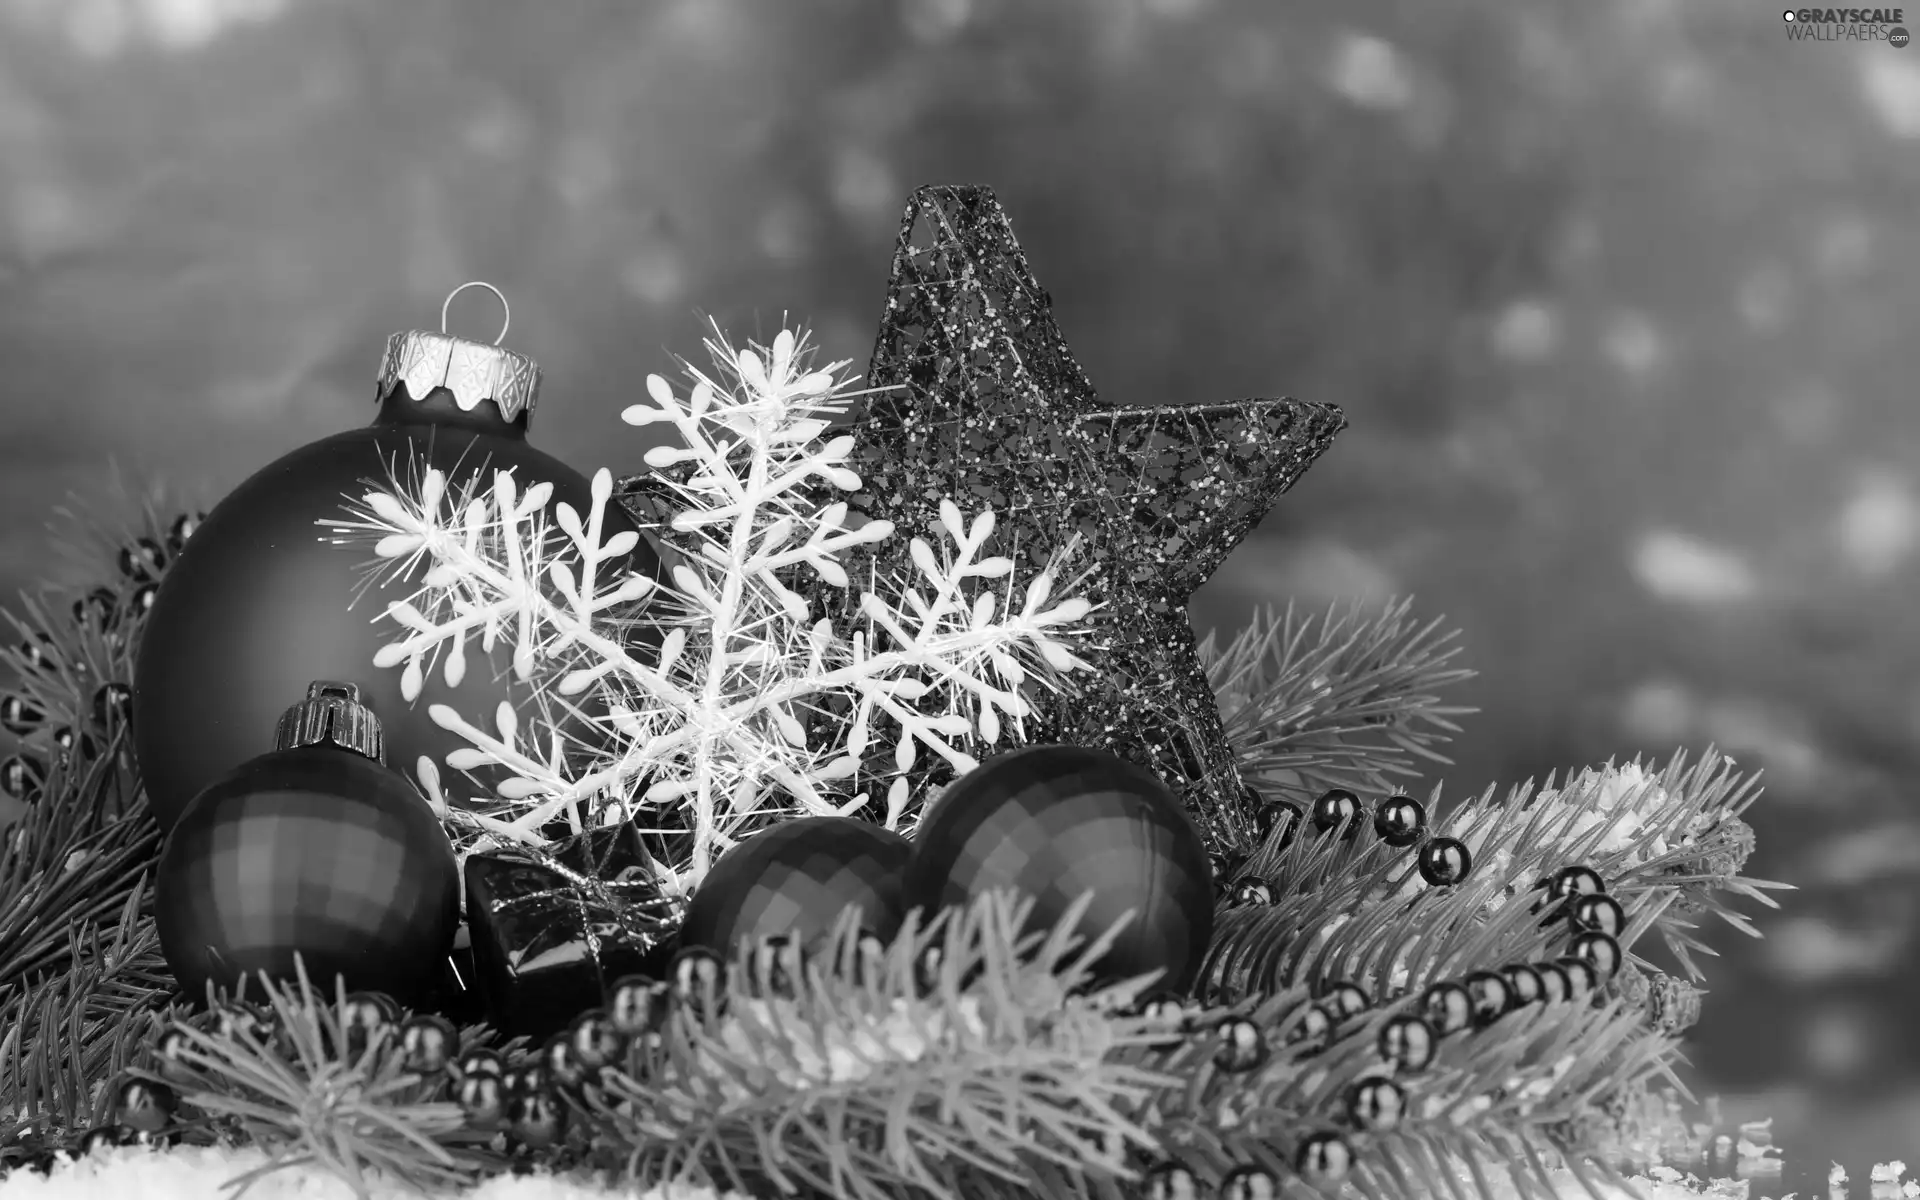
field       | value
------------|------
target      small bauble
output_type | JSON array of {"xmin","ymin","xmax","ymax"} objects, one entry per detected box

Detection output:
[
  {"xmin": 669, "ymin": 946, "xmax": 726, "ymax": 1018},
  {"xmin": 1212, "ymin": 1017, "xmax": 1269, "ymax": 1073},
  {"xmin": 1309, "ymin": 788, "xmax": 1363, "ymax": 837},
  {"xmin": 111, "ymin": 1077, "xmax": 176, "ymax": 1134},
  {"xmin": 1229, "ymin": 876, "xmax": 1274, "ymax": 907},
  {"xmin": 1295, "ymin": 1131, "xmax": 1354, "ymax": 1184},
  {"xmin": 567, "ymin": 1008, "xmax": 628, "ymax": 1073},
  {"xmin": 1463, "ymin": 970, "xmax": 1511, "ymax": 1027},
  {"xmin": 399, "ymin": 1015, "xmax": 458, "ymax": 1074},
  {"xmin": 1417, "ymin": 836, "xmax": 1473, "ymax": 886},
  {"xmin": 153, "ymin": 682, "xmax": 460, "ymax": 1006},
  {"xmin": 133, "ymin": 289, "xmax": 661, "ymax": 831},
  {"xmin": 606, "ymin": 976, "xmax": 671, "ymax": 1040},
  {"xmin": 678, "ymin": 816, "xmax": 913, "ymax": 960},
  {"xmin": 1420, "ymin": 981, "xmax": 1473, "ymax": 1035},
  {"xmin": 1283, "ymin": 1004, "xmax": 1335, "ymax": 1054},
  {"xmin": 1245, "ymin": 786, "xmax": 1302, "ymax": 849},
  {"xmin": 901, "ymin": 744, "xmax": 1214, "ymax": 993},
  {"xmin": 1222, "ymin": 1164, "xmax": 1282, "ymax": 1200},
  {"xmin": 118, "ymin": 536, "xmax": 167, "ymax": 583},
  {"xmin": 0, "ymin": 694, "xmax": 41, "ymax": 737},
  {"xmin": 1540, "ymin": 864, "xmax": 1606, "ymax": 908},
  {"xmin": 1500, "ymin": 963, "xmax": 1545, "ymax": 1008},
  {"xmin": 1559, "ymin": 957, "xmax": 1600, "ymax": 998},
  {"xmin": 1377, "ymin": 1013, "xmax": 1436, "ymax": 1072},
  {"xmin": 0, "ymin": 754, "xmax": 44, "ymax": 802},
  {"xmin": 1566, "ymin": 931, "xmax": 1623, "ymax": 982},
  {"xmin": 456, "ymin": 1073, "xmax": 506, "ymax": 1128},
  {"xmin": 1346, "ymin": 1076, "xmax": 1407, "ymax": 1131},
  {"xmin": 451, "ymin": 1047, "xmax": 504, "ymax": 1082},
  {"xmin": 1570, "ymin": 893, "xmax": 1627, "ymax": 937},
  {"xmin": 1372, "ymin": 795, "xmax": 1426, "ymax": 847},
  {"xmin": 91, "ymin": 682, "xmax": 133, "ymax": 730},
  {"xmin": 1321, "ymin": 981, "xmax": 1371, "ymax": 1021},
  {"xmin": 1143, "ymin": 1161, "xmax": 1203, "ymax": 1200},
  {"xmin": 1533, "ymin": 961, "xmax": 1571, "ymax": 1005}
]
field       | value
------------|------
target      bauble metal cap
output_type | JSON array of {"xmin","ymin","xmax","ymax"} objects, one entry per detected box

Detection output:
[
  {"xmin": 376, "ymin": 281, "xmax": 541, "ymax": 423},
  {"xmin": 273, "ymin": 681, "xmax": 386, "ymax": 764}
]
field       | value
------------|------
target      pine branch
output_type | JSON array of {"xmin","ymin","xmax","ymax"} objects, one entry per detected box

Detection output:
[
  {"xmin": 1206, "ymin": 750, "xmax": 1786, "ymax": 1042},
  {"xmin": 0, "ymin": 884, "xmax": 169, "ymax": 1140},
  {"xmin": 141, "ymin": 964, "xmax": 507, "ymax": 1196},
  {"xmin": 583, "ymin": 891, "xmax": 1170, "ymax": 1200},
  {"xmin": 1204, "ymin": 598, "xmax": 1477, "ymax": 803},
  {"xmin": 0, "ymin": 496, "xmax": 195, "ymax": 1144},
  {"xmin": 1123, "ymin": 982, "xmax": 1681, "ymax": 1200}
]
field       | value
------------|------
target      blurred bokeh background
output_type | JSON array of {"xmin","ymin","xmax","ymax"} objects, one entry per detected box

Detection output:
[{"xmin": 0, "ymin": 0, "xmax": 1912, "ymax": 1180}]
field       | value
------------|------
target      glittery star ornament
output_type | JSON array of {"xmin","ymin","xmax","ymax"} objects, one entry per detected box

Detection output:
[{"xmin": 817, "ymin": 185, "xmax": 1345, "ymax": 856}]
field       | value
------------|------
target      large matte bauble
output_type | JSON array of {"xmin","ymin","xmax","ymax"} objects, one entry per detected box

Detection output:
[
  {"xmin": 679, "ymin": 817, "xmax": 913, "ymax": 960},
  {"xmin": 132, "ymin": 347, "xmax": 661, "ymax": 831},
  {"xmin": 154, "ymin": 744, "xmax": 461, "ymax": 1006},
  {"xmin": 901, "ymin": 744, "xmax": 1215, "ymax": 994}
]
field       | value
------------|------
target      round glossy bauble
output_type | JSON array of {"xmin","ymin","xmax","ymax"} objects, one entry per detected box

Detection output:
[
  {"xmin": 1417, "ymin": 836, "xmax": 1473, "ymax": 886},
  {"xmin": 678, "ymin": 816, "xmax": 913, "ymax": 960},
  {"xmin": 1347, "ymin": 1077, "xmax": 1407, "ymax": 1131},
  {"xmin": 0, "ymin": 694, "xmax": 40, "ymax": 737},
  {"xmin": 1295, "ymin": 1132, "xmax": 1354, "ymax": 1183},
  {"xmin": 399, "ymin": 1015, "xmax": 458, "ymax": 1074},
  {"xmin": 1373, "ymin": 795, "xmax": 1426, "ymax": 846},
  {"xmin": 1284, "ymin": 1004, "xmax": 1335, "ymax": 1053},
  {"xmin": 112, "ymin": 1078, "xmax": 176, "ymax": 1134},
  {"xmin": 1500, "ymin": 963, "xmax": 1544, "ymax": 1008},
  {"xmin": 1322, "ymin": 981, "xmax": 1371, "ymax": 1021},
  {"xmin": 1246, "ymin": 787, "xmax": 1302, "ymax": 849},
  {"xmin": 1542, "ymin": 864, "xmax": 1606, "ymax": 906},
  {"xmin": 1533, "ymin": 961, "xmax": 1571, "ymax": 1004},
  {"xmin": 1212, "ymin": 1018, "xmax": 1269, "ymax": 1073},
  {"xmin": 1378, "ymin": 1013, "xmax": 1436, "ymax": 1072},
  {"xmin": 1463, "ymin": 970, "xmax": 1511, "ymax": 1027},
  {"xmin": 1222, "ymin": 1164, "xmax": 1282, "ymax": 1200},
  {"xmin": 1566, "ymin": 931, "xmax": 1623, "ymax": 981},
  {"xmin": 901, "ymin": 744, "xmax": 1215, "ymax": 994},
  {"xmin": 1421, "ymin": 981, "xmax": 1473, "ymax": 1035},
  {"xmin": 0, "ymin": 754, "xmax": 43, "ymax": 802},
  {"xmin": 1559, "ymin": 957, "xmax": 1600, "ymax": 997},
  {"xmin": 153, "ymin": 686, "xmax": 461, "ymax": 1006},
  {"xmin": 1229, "ymin": 876, "xmax": 1274, "ymax": 907},
  {"xmin": 1143, "ymin": 1162, "xmax": 1202, "ymax": 1200},
  {"xmin": 1309, "ymin": 788, "xmax": 1363, "ymax": 837},
  {"xmin": 133, "ymin": 326, "xmax": 660, "ymax": 831},
  {"xmin": 1570, "ymin": 893, "xmax": 1627, "ymax": 937}
]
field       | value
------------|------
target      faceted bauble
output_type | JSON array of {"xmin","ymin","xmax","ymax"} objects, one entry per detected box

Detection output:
[
  {"xmin": 153, "ymin": 744, "xmax": 461, "ymax": 1005},
  {"xmin": 901, "ymin": 744, "xmax": 1215, "ymax": 994},
  {"xmin": 132, "ymin": 386, "xmax": 661, "ymax": 831},
  {"xmin": 679, "ymin": 817, "xmax": 914, "ymax": 960}
]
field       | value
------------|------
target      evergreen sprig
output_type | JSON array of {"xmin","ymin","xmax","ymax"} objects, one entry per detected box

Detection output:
[
  {"xmin": 582, "ymin": 891, "xmax": 1170, "ymax": 1200},
  {"xmin": 139, "ymin": 966, "xmax": 505, "ymax": 1196},
  {"xmin": 1210, "ymin": 749, "xmax": 1788, "ymax": 1036},
  {"xmin": 1205, "ymin": 597, "xmax": 1477, "ymax": 803},
  {"xmin": 0, "ymin": 881, "xmax": 168, "ymax": 1140},
  {"xmin": 0, "ymin": 498, "xmax": 185, "ymax": 1148},
  {"xmin": 0, "ymin": 486, "xmax": 1777, "ymax": 1200}
]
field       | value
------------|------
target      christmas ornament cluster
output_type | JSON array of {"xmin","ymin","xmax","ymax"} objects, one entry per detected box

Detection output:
[{"xmin": 0, "ymin": 185, "xmax": 1774, "ymax": 1200}]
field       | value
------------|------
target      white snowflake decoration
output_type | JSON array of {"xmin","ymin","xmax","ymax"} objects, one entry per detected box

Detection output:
[{"xmin": 327, "ymin": 325, "xmax": 1096, "ymax": 894}]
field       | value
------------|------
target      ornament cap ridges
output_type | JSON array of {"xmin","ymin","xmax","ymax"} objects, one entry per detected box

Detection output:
[
  {"xmin": 273, "ymin": 680, "xmax": 386, "ymax": 764},
  {"xmin": 378, "ymin": 285, "xmax": 540, "ymax": 422}
]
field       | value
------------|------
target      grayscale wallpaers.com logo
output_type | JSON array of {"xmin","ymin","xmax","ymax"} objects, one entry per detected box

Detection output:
[{"xmin": 1784, "ymin": 7, "xmax": 1910, "ymax": 44}]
